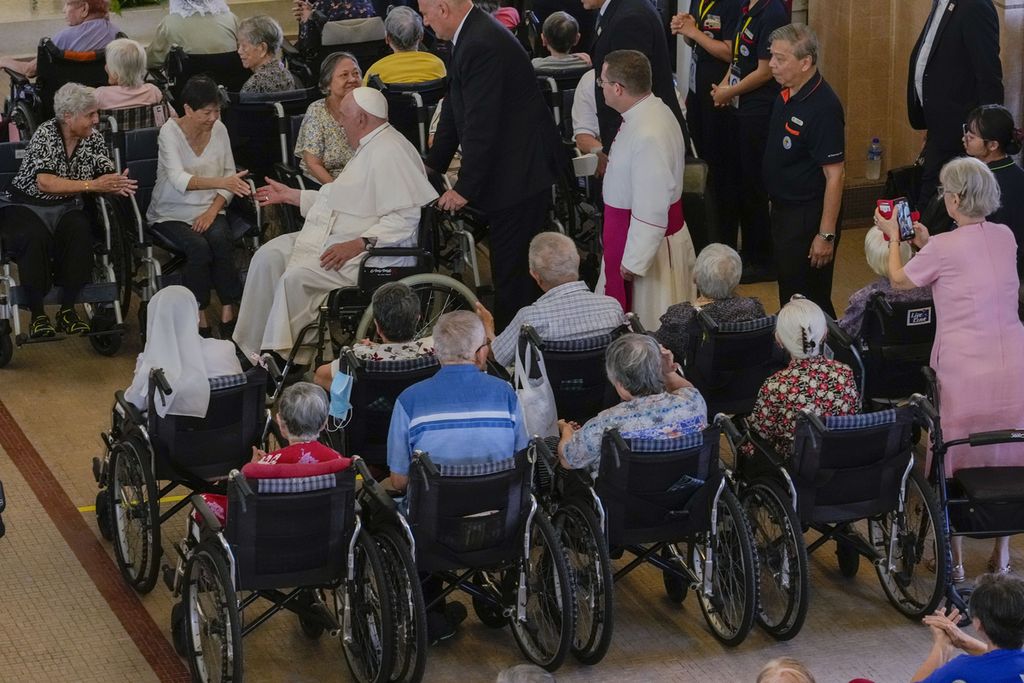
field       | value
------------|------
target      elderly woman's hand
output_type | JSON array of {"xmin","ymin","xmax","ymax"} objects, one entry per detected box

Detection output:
[
  {"xmin": 292, "ymin": 0, "xmax": 313, "ymax": 23},
  {"xmin": 873, "ymin": 206, "xmax": 901, "ymax": 242},
  {"xmin": 912, "ymin": 221, "xmax": 930, "ymax": 250},
  {"xmin": 93, "ymin": 170, "xmax": 138, "ymax": 196}
]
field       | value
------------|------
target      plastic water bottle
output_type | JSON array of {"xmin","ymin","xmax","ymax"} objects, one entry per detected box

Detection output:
[{"xmin": 866, "ymin": 137, "xmax": 883, "ymax": 180}]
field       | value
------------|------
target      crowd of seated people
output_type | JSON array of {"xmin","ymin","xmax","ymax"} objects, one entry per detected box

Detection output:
[
  {"xmin": 145, "ymin": 0, "xmax": 240, "ymax": 69},
  {"xmin": 363, "ymin": 6, "xmax": 446, "ymax": 86},
  {"xmin": 0, "ymin": 0, "xmax": 120, "ymax": 78},
  {"xmin": 294, "ymin": 50, "xmax": 361, "ymax": 184}
]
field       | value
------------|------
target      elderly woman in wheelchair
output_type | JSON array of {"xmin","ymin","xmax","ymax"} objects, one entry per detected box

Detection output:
[
  {"xmin": 0, "ymin": 0, "xmax": 120, "ymax": 79},
  {"xmin": 0, "ymin": 82, "xmax": 136, "ymax": 339},
  {"xmin": 94, "ymin": 38, "xmax": 175, "ymax": 126}
]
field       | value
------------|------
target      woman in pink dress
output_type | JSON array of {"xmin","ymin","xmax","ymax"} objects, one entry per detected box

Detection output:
[{"xmin": 875, "ymin": 156, "xmax": 1024, "ymax": 580}]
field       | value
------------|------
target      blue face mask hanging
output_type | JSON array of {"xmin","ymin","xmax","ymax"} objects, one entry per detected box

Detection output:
[{"xmin": 328, "ymin": 370, "xmax": 354, "ymax": 428}]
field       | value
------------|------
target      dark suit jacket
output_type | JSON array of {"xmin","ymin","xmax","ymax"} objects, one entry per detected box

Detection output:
[
  {"xmin": 426, "ymin": 7, "xmax": 561, "ymax": 213},
  {"xmin": 590, "ymin": 0, "xmax": 683, "ymax": 148},
  {"xmin": 906, "ymin": 0, "xmax": 1002, "ymax": 142}
]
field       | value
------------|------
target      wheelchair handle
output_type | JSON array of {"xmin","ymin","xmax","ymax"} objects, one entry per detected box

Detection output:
[
  {"xmin": 825, "ymin": 316, "xmax": 854, "ymax": 350},
  {"xmin": 414, "ymin": 450, "xmax": 439, "ymax": 478},
  {"xmin": 229, "ymin": 469, "xmax": 254, "ymax": 514},
  {"xmin": 531, "ymin": 437, "xmax": 557, "ymax": 468},
  {"xmin": 715, "ymin": 413, "xmax": 743, "ymax": 443},
  {"xmin": 519, "ymin": 324, "xmax": 544, "ymax": 350},
  {"xmin": 968, "ymin": 429, "xmax": 1024, "ymax": 448},
  {"xmin": 151, "ymin": 368, "xmax": 172, "ymax": 397},
  {"xmin": 800, "ymin": 409, "xmax": 828, "ymax": 434},
  {"xmin": 626, "ymin": 312, "xmax": 646, "ymax": 334},
  {"xmin": 353, "ymin": 457, "xmax": 395, "ymax": 511},
  {"xmin": 909, "ymin": 393, "xmax": 939, "ymax": 421},
  {"xmin": 258, "ymin": 353, "xmax": 284, "ymax": 385},
  {"xmin": 870, "ymin": 289, "xmax": 895, "ymax": 317}
]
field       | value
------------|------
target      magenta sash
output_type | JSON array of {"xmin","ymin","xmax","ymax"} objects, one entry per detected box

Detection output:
[{"xmin": 601, "ymin": 198, "xmax": 685, "ymax": 311}]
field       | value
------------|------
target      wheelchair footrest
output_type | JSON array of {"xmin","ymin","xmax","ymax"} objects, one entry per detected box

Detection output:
[
  {"xmin": 955, "ymin": 467, "xmax": 1024, "ymax": 503},
  {"xmin": 15, "ymin": 332, "xmax": 67, "ymax": 346}
]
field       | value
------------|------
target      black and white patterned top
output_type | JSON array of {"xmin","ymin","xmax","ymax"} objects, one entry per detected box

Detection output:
[
  {"xmin": 241, "ymin": 60, "xmax": 300, "ymax": 95},
  {"xmin": 9, "ymin": 119, "xmax": 115, "ymax": 204}
]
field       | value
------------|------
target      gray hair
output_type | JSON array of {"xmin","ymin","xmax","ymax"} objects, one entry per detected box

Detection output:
[
  {"xmin": 528, "ymin": 232, "xmax": 579, "ymax": 287},
  {"xmin": 496, "ymin": 665, "xmax": 556, "ymax": 683},
  {"xmin": 239, "ymin": 15, "xmax": 285, "ymax": 58},
  {"xmin": 54, "ymin": 82, "xmax": 98, "ymax": 121},
  {"xmin": 541, "ymin": 11, "xmax": 579, "ymax": 54},
  {"xmin": 105, "ymin": 38, "xmax": 147, "ymax": 89},
  {"xmin": 969, "ymin": 573, "xmax": 1024, "ymax": 650},
  {"xmin": 277, "ymin": 382, "xmax": 329, "ymax": 441},
  {"xmin": 939, "ymin": 156, "xmax": 1001, "ymax": 218},
  {"xmin": 775, "ymin": 297, "xmax": 827, "ymax": 359},
  {"xmin": 371, "ymin": 282, "xmax": 420, "ymax": 342},
  {"xmin": 693, "ymin": 243, "xmax": 742, "ymax": 299},
  {"xmin": 433, "ymin": 310, "xmax": 485, "ymax": 364},
  {"xmin": 605, "ymin": 333, "xmax": 664, "ymax": 397},
  {"xmin": 770, "ymin": 23, "xmax": 819, "ymax": 65},
  {"xmin": 319, "ymin": 51, "xmax": 360, "ymax": 94},
  {"xmin": 864, "ymin": 226, "xmax": 911, "ymax": 279},
  {"xmin": 385, "ymin": 6, "xmax": 424, "ymax": 52}
]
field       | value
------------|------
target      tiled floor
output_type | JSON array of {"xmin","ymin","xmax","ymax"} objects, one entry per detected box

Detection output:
[{"xmin": 0, "ymin": 225, "xmax": 1021, "ymax": 682}]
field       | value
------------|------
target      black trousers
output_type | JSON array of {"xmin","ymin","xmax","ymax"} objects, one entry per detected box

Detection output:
[
  {"xmin": 770, "ymin": 197, "xmax": 838, "ymax": 318},
  {"xmin": 687, "ymin": 77, "xmax": 740, "ymax": 251},
  {"xmin": 0, "ymin": 205, "xmax": 92, "ymax": 313},
  {"xmin": 737, "ymin": 113, "xmax": 773, "ymax": 267},
  {"xmin": 153, "ymin": 216, "xmax": 242, "ymax": 309},
  {"xmin": 485, "ymin": 189, "xmax": 549, "ymax": 332},
  {"xmin": 917, "ymin": 129, "xmax": 964, "ymax": 210}
]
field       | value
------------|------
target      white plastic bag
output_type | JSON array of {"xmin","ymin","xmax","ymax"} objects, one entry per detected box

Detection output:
[{"xmin": 514, "ymin": 341, "xmax": 559, "ymax": 438}]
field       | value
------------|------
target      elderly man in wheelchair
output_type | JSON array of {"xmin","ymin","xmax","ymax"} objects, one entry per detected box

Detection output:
[{"xmin": 232, "ymin": 86, "xmax": 437, "ymax": 366}]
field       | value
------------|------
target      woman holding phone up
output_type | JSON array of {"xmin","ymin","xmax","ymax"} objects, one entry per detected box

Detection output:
[{"xmin": 875, "ymin": 156, "xmax": 1024, "ymax": 582}]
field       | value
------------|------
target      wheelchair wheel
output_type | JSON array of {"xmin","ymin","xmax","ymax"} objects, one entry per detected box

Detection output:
[
  {"xmin": 182, "ymin": 538, "xmax": 243, "ymax": 683},
  {"xmin": 95, "ymin": 489, "xmax": 113, "ymax": 541},
  {"xmin": 11, "ymin": 100, "xmax": 35, "ymax": 140},
  {"xmin": 471, "ymin": 574, "xmax": 508, "ymax": 628},
  {"xmin": 868, "ymin": 467, "xmax": 948, "ymax": 620},
  {"xmin": 373, "ymin": 527, "xmax": 427, "ymax": 683},
  {"xmin": 88, "ymin": 307, "xmax": 123, "ymax": 357},
  {"xmin": 340, "ymin": 528, "xmax": 395, "ymax": 683},
  {"xmin": 690, "ymin": 488, "xmax": 758, "ymax": 647},
  {"xmin": 510, "ymin": 511, "xmax": 575, "ymax": 672},
  {"xmin": 355, "ymin": 274, "xmax": 478, "ymax": 341},
  {"xmin": 109, "ymin": 434, "xmax": 161, "ymax": 593},
  {"xmin": 554, "ymin": 502, "xmax": 614, "ymax": 665},
  {"xmin": 740, "ymin": 479, "xmax": 808, "ymax": 641}
]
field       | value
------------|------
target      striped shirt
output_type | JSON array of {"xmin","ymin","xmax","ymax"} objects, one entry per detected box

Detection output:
[
  {"xmin": 492, "ymin": 281, "xmax": 627, "ymax": 366},
  {"xmin": 387, "ymin": 364, "xmax": 529, "ymax": 476}
]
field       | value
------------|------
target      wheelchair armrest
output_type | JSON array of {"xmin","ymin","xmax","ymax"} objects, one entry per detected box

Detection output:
[
  {"xmin": 114, "ymin": 390, "xmax": 145, "ymax": 427},
  {"xmin": 825, "ymin": 316, "xmax": 854, "ymax": 349},
  {"xmin": 3, "ymin": 67, "xmax": 29, "ymax": 87},
  {"xmin": 190, "ymin": 494, "xmax": 222, "ymax": 533}
]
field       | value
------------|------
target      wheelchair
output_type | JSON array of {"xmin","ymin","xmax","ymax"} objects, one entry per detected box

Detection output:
[
  {"xmin": 596, "ymin": 423, "xmax": 759, "ymax": 646},
  {"xmin": 727, "ymin": 398, "xmax": 948, "ymax": 641},
  {"xmin": 160, "ymin": 47, "xmax": 249, "ymax": 114},
  {"xmin": 289, "ymin": 16, "xmax": 389, "ymax": 80},
  {"xmin": 427, "ymin": 170, "xmax": 489, "ymax": 292},
  {"xmin": 167, "ymin": 455, "xmax": 415, "ymax": 683},
  {"xmin": 0, "ymin": 478, "xmax": 6, "ymax": 539},
  {"xmin": 93, "ymin": 364, "xmax": 272, "ymax": 593},
  {"xmin": 0, "ymin": 141, "xmax": 128, "ymax": 367},
  {"xmin": 367, "ymin": 76, "xmax": 448, "ymax": 156},
  {"xmin": 405, "ymin": 444, "xmax": 577, "ymax": 671}
]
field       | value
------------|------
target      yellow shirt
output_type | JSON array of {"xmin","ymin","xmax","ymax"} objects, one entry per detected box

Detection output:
[{"xmin": 363, "ymin": 51, "xmax": 447, "ymax": 85}]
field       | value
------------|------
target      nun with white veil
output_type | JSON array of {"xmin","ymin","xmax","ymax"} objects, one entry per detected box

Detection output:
[
  {"xmin": 125, "ymin": 285, "xmax": 243, "ymax": 417},
  {"xmin": 146, "ymin": 0, "xmax": 241, "ymax": 69}
]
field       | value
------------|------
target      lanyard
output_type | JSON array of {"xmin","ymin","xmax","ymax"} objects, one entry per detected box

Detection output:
[
  {"xmin": 698, "ymin": 0, "xmax": 715, "ymax": 22},
  {"xmin": 732, "ymin": 15, "xmax": 753, "ymax": 63}
]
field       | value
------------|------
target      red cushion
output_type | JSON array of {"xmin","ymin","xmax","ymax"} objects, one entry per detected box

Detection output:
[{"xmin": 241, "ymin": 456, "xmax": 352, "ymax": 480}]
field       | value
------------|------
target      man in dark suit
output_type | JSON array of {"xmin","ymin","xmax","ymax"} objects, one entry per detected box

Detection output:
[
  {"xmin": 582, "ymin": 0, "xmax": 684, "ymax": 148},
  {"xmin": 908, "ymin": 0, "xmax": 1002, "ymax": 209},
  {"xmin": 422, "ymin": 0, "xmax": 562, "ymax": 330}
]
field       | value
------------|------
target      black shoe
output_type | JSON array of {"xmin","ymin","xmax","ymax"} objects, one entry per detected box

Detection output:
[
  {"xmin": 29, "ymin": 314, "xmax": 56, "ymax": 339},
  {"xmin": 739, "ymin": 264, "xmax": 777, "ymax": 284},
  {"xmin": 219, "ymin": 318, "xmax": 237, "ymax": 340},
  {"xmin": 427, "ymin": 601, "xmax": 468, "ymax": 645},
  {"xmin": 56, "ymin": 307, "xmax": 90, "ymax": 335}
]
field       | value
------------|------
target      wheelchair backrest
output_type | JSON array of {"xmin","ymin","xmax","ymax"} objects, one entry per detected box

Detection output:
[
  {"xmin": 406, "ymin": 450, "xmax": 534, "ymax": 572},
  {"xmin": 597, "ymin": 426, "xmax": 722, "ymax": 546},
  {"xmin": 342, "ymin": 353, "xmax": 441, "ymax": 467},
  {"xmin": 320, "ymin": 17, "xmax": 389, "ymax": 74},
  {"xmin": 367, "ymin": 77, "xmax": 448, "ymax": 156},
  {"xmin": 165, "ymin": 48, "xmax": 249, "ymax": 111},
  {"xmin": 535, "ymin": 67, "xmax": 588, "ymax": 139},
  {"xmin": 121, "ymin": 126, "xmax": 160, "ymax": 219},
  {"xmin": 223, "ymin": 88, "xmax": 317, "ymax": 185},
  {"xmin": 790, "ymin": 408, "xmax": 916, "ymax": 526},
  {"xmin": 227, "ymin": 464, "xmax": 356, "ymax": 590},
  {"xmin": 34, "ymin": 38, "xmax": 109, "ymax": 120},
  {"xmin": 860, "ymin": 292, "xmax": 936, "ymax": 402},
  {"xmin": 688, "ymin": 313, "xmax": 782, "ymax": 417},
  {"xmin": 99, "ymin": 102, "xmax": 172, "ymax": 136},
  {"xmin": 0, "ymin": 141, "xmax": 27, "ymax": 192},
  {"xmin": 148, "ymin": 366, "xmax": 269, "ymax": 481}
]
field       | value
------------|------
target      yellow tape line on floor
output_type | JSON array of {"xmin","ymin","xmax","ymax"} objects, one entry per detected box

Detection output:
[{"xmin": 77, "ymin": 494, "xmax": 188, "ymax": 513}]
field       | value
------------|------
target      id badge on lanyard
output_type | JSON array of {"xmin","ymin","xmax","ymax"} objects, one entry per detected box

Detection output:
[{"xmin": 729, "ymin": 63, "xmax": 741, "ymax": 109}]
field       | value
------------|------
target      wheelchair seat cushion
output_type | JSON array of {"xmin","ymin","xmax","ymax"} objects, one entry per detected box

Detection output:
[{"xmin": 954, "ymin": 467, "xmax": 1024, "ymax": 503}]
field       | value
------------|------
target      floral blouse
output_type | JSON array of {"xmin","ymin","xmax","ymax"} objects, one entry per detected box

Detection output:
[
  {"xmin": 352, "ymin": 337, "xmax": 434, "ymax": 362},
  {"xmin": 294, "ymin": 98, "xmax": 354, "ymax": 180},
  {"xmin": 9, "ymin": 119, "xmax": 115, "ymax": 203},
  {"xmin": 241, "ymin": 60, "xmax": 300, "ymax": 94},
  {"xmin": 746, "ymin": 356, "xmax": 859, "ymax": 458},
  {"xmin": 298, "ymin": 0, "xmax": 376, "ymax": 42},
  {"xmin": 563, "ymin": 387, "xmax": 708, "ymax": 474},
  {"xmin": 838, "ymin": 277, "xmax": 932, "ymax": 339},
  {"xmin": 653, "ymin": 296, "xmax": 767, "ymax": 364}
]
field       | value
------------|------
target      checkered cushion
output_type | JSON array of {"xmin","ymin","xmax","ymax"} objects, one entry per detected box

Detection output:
[
  {"xmin": 362, "ymin": 355, "xmax": 440, "ymax": 374},
  {"xmin": 626, "ymin": 432, "xmax": 704, "ymax": 453},
  {"xmin": 254, "ymin": 474, "xmax": 337, "ymax": 493},
  {"xmin": 210, "ymin": 373, "xmax": 247, "ymax": 391},
  {"xmin": 824, "ymin": 410, "xmax": 896, "ymax": 431},
  {"xmin": 716, "ymin": 316, "xmax": 777, "ymax": 333},
  {"xmin": 542, "ymin": 332, "xmax": 618, "ymax": 353},
  {"xmin": 436, "ymin": 457, "xmax": 517, "ymax": 477}
]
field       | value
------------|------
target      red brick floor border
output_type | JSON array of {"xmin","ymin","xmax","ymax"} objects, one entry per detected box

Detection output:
[{"xmin": 0, "ymin": 398, "xmax": 190, "ymax": 682}]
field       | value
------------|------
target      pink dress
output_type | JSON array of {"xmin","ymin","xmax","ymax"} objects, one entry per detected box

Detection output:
[{"xmin": 903, "ymin": 222, "xmax": 1024, "ymax": 477}]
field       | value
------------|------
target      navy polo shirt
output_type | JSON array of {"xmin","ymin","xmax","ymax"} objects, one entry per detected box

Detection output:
[
  {"xmin": 763, "ymin": 71, "xmax": 845, "ymax": 203},
  {"xmin": 988, "ymin": 157, "xmax": 1024, "ymax": 275},
  {"xmin": 693, "ymin": 0, "xmax": 741, "ymax": 85},
  {"xmin": 724, "ymin": 0, "xmax": 787, "ymax": 118}
]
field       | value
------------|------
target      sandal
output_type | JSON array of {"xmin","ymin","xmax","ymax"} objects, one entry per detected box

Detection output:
[
  {"xmin": 29, "ymin": 314, "xmax": 56, "ymax": 339},
  {"xmin": 987, "ymin": 559, "xmax": 1012, "ymax": 575},
  {"xmin": 56, "ymin": 307, "xmax": 90, "ymax": 335},
  {"xmin": 926, "ymin": 557, "xmax": 965, "ymax": 583}
]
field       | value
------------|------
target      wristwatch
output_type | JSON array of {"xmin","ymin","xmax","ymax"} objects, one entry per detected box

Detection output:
[{"xmin": 817, "ymin": 232, "xmax": 836, "ymax": 243}]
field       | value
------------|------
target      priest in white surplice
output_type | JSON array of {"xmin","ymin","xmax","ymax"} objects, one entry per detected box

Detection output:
[
  {"xmin": 234, "ymin": 87, "xmax": 438, "ymax": 360},
  {"xmin": 596, "ymin": 50, "xmax": 696, "ymax": 330}
]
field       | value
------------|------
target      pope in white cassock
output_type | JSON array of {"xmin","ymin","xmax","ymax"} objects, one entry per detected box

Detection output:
[
  {"xmin": 596, "ymin": 50, "xmax": 696, "ymax": 330},
  {"xmin": 234, "ymin": 87, "xmax": 438, "ymax": 361}
]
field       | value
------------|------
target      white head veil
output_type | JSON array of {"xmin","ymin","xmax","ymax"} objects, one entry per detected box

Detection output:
[
  {"xmin": 169, "ymin": 0, "xmax": 230, "ymax": 17},
  {"xmin": 126, "ymin": 286, "xmax": 214, "ymax": 418}
]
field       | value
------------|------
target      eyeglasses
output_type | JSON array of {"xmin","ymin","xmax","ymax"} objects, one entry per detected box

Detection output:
[
  {"xmin": 937, "ymin": 185, "xmax": 962, "ymax": 199},
  {"xmin": 595, "ymin": 78, "xmax": 621, "ymax": 89}
]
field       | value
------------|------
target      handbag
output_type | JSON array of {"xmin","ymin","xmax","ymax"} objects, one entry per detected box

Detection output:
[{"xmin": 513, "ymin": 339, "xmax": 559, "ymax": 439}]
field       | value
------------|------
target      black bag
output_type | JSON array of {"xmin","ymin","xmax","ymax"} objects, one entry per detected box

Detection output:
[
  {"xmin": 884, "ymin": 161, "xmax": 923, "ymax": 210},
  {"xmin": 682, "ymin": 121, "xmax": 718, "ymax": 255}
]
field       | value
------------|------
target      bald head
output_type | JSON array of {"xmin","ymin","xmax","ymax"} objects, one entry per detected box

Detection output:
[
  {"xmin": 419, "ymin": 0, "xmax": 472, "ymax": 41},
  {"xmin": 339, "ymin": 89, "xmax": 387, "ymax": 142}
]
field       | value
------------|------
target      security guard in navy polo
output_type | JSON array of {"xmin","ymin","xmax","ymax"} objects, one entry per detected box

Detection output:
[
  {"xmin": 762, "ymin": 23, "xmax": 845, "ymax": 317},
  {"xmin": 712, "ymin": 0, "xmax": 788, "ymax": 283},
  {"xmin": 672, "ymin": 0, "xmax": 742, "ymax": 254}
]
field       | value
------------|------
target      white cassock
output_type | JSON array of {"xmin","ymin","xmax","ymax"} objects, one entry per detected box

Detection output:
[
  {"xmin": 233, "ymin": 123, "xmax": 438, "ymax": 361},
  {"xmin": 597, "ymin": 94, "xmax": 696, "ymax": 330}
]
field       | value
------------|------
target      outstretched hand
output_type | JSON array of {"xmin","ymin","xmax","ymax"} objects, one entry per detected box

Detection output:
[{"xmin": 256, "ymin": 176, "xmax": 299, "ymax": 207}]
